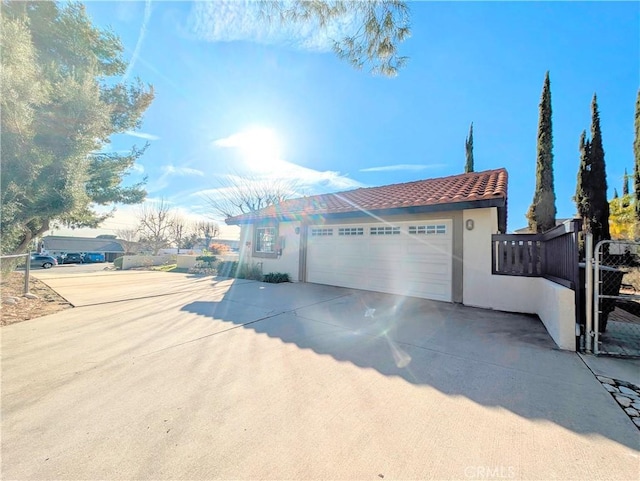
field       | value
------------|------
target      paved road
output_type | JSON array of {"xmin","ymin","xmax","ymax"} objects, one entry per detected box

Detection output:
[{"xmin": 2, "ymin": 271, "xmax": 639, "ymax": 480}]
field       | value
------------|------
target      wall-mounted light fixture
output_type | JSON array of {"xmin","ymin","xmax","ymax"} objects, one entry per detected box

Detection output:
[{"xmin": 465, "ymin": 219, "xmax": 475, "ymax": 231}]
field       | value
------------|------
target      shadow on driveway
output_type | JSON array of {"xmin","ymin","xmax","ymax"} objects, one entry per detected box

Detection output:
[{"xmin": 181, "ymin": 279, "xmax": 639, "ymax": 451}]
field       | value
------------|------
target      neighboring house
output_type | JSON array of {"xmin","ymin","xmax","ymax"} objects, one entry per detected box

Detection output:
[
  {"xmin": 514, "ymin": 218, "xmax": 572, "ymax": 234},
  {"xmin": 226, "ymin": 169, "xmax": 508, "ymax": 303},
  {"xmin": 41, "ymin": 236, "xmax": 125, "ymax": 262}
]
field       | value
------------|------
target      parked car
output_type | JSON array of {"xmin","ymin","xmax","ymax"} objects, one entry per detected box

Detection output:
[
  {"xmin": 83, "ymin": 252, "xmax": 105, "ymax": 263},
  {"xmin": 62, "ymin": 252, "xmax": 83, "ymax": 264},
  {"xmin": 30, "ymin": 255, "xmax": 58, "ymax": 269}
]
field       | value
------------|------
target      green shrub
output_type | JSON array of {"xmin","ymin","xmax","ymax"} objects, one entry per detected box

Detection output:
[
  {"xmin": 216, "ymin": 261, "xmax": 238, "ymax": 278},
  {"xmin": 263, "ymin": 272, "xmax": 290, "ymax": 283},
  {"xmin": 236, "ymin": 262, "xmax": 263, "ymax": 281},
  {"xmin": 113, "ymin": 256, "xmax": 124, "ymax": 269},
  {"xmin": 195, "ymin": 255, "xmax": 217, "ymax": 266}
]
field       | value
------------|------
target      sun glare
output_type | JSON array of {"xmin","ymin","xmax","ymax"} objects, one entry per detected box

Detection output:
[{"xmin": 237, "ymin": 127, "xmax": 283, "ymax": 171}]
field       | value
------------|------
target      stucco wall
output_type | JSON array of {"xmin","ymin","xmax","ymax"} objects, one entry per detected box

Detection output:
[
  {"xmin": 122, "ymin": 255, "xmax": 172, "ymax": 270},
  {"xmin": 177, "ymin": 255, "xmax": 197, "ymax": 269},
  {"xmin": 237, "ymin": 222, "xmax": 301, "ymax": 281},
  {"xmin": 535, "ymin": 278, "xmax": 577, "ymax": 350},
  {"xmin": 462, "ymin": 207, "xmax": 576, "ymax": 351}
]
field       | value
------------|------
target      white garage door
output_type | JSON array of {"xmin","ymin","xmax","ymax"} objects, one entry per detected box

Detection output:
[{"xmin": 306, "ymin": 220, "xmax": 453, "ymax": 301}]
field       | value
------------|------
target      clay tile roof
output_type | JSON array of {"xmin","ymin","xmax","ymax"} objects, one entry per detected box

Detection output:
[{"xmin": 226, "ymin": 168, "xmax": 508, "ymax": 224}]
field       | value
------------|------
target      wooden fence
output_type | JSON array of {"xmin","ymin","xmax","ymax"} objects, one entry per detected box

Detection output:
[{"xmin": 491, "ymin": 219, "xmax": 581, "ymax": 290}]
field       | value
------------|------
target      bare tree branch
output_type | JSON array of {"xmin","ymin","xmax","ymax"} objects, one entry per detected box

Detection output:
[
  {"xmin": 171, "ymin": 215, "xmax": 191, "ymax": 254},
  {"xmin": 194, "ymin": 221, "xmax": 220, "ymax": 250},
  {"xmin": 204, "ymin": 173, "xmax": 298, "ymax": 219},
  {"xmin": 136, "ymin": 199, "xmax": 174, "ymax": 255},
  {"xmin": 115, "ymin": 228, "xmax": 139, "ymax": 254}
]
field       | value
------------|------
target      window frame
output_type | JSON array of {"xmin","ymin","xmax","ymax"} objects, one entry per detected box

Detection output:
[
  {"xmin": 408, "ymin": 224, "xmax": 447, "ymax": 235},
  {"xmin": 370, "ymin": 226, "xmax": 401, "ymax": 236},
  {"xmin": 310, "ymin": 228, "xmax": 334, "ymax": 237},
  {"xmin": 338, "ymin": 227, "xmax": 364, "ymax": 236},
  {"xmin": 253, "ymin": 223, "xmax": 279, "ymax": 259}
]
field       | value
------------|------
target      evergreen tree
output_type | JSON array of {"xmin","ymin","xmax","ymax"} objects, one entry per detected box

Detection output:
[
  {"xmin": 634, "ymin": 90, "xmax": 640, "ymax": 227},
  {"xmin": 575, "ymin": 130, "xmax": 590, "ymax": 226},
  {"xmin": 1, "ymin": 1, "xmax": 153, "ymax": 263},
  {"xmin": 613, "ymin": 188, "xmax": 619, "ymax": 199},
  {"xmin": 526, "ymin": 72, "xmax": 556, "ymax": 232},
  {"xmin": 622, "ymin": 169, "xmax": 630, "ymax": 208},
  {"xmin": 588, "ymin": 94, "xmax": 610, "ymax": 242},
  {"xmin": 464, "ymin": 123, "xmax": 474, "ymax": 173},
  {"xmin": 623, "ymin": 168, "xmax": 629, "ymax": 196},
  {"xmin": 575, "ymin": 95, "xmax": 610, "ymax": 245}
]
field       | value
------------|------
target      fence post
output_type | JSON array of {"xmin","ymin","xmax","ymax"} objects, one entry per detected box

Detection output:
[
  {"xmin": 23, "ymin": 252, "xmax": 31, "ymax": 295},
  {"xmin": 593, "ymin": 240, "xmax": 604, "ymax": 355},
  {"xmin": 585, "ymin": 234, "xmax": 593, "ymax": 353}
]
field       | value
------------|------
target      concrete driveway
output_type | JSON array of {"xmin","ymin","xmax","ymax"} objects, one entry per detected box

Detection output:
[{"xmin": 2, "ymin": 271, "xmax": 638, "ymax": 480}]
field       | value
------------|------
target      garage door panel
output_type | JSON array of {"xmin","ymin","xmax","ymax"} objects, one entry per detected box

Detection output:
[
  {"xmin": 307, "ymin": 220, "xmax": 453, "ymax": 301},
  {"xmin": 406, "ymin": 242, "xmax": 450, "ymax": 256},
  {"xmin": 400, "ymin": 268, "xmax": 450, "ymax": 282}
]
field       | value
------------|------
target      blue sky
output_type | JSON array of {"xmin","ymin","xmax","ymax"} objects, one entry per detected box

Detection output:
[{"xmin": 56, "ymin": 1, "xmax": 639, "ymax": 239}]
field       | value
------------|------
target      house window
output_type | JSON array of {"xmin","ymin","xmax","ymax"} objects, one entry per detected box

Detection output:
[
  {"xmin": 311, "ymin": 228, "xmax": 333, "ymax": 236},
  {"xmin": 370, "ymin": 226, "xmax": 400, "ymax": 235},
  {"xmin": 338, "ymin": 227, "xmax": 363, "ymax": 236},
  {"xmin": 255, "ymin": 227, "xmax": 276, "ymax": 253},
  {"xmin": 409, "ymin": 224, "xmax": 447, "ymax": 235}
]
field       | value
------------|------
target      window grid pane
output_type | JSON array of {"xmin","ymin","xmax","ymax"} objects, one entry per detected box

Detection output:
[
  {"xmin": 408, "ymin": 224, "xmax": 447, "ymax": 235},
  {"xmin": 256, "ymin": 227, "xmax": 275, "ymax": 252},
  {"xmin": 338, "ymin": 227, "xmax": 364, "ymax": 236},
  {"xmin": 311, "ymin": 228, "xmax": 333, "ymax": 236},
  {"xmin": 370, "ymin": 226, "xmax": 400, "ymax": 235}
]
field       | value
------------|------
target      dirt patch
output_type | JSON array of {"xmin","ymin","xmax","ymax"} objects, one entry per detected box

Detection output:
[{"xmin": 1, "ymin": 272, "xmax": 72, "ymax": 326}]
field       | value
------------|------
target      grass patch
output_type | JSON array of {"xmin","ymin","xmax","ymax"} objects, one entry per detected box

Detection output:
[{"xmin": 149, "ymin": 264, "xmax": 189, "ymax": 273}]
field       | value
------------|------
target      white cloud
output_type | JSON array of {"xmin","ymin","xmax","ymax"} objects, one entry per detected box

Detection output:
[
  {"xmin": 281, "ymin": 162, "xmax": 363, "ymax": 192},
  {"xmin": 125, "ymin": 130, "xmax": 160, "ymax": 141},
  {"xmin": 131, "ymin": 163, "xmax": 145, "ymax": 174},
  {"xmin": 191, "ymin": 162, "xmax": 363, "ymax": 209},
  {"xmin": 359, "ymin": 164, "xmax": 446, "ymax": 173},
  {"xmin": 187, "ymin": 1, "xmax": 362, "ymax": 52},
  {"xmin": 146, "ymin": 165, "xmax": 205, "ymax": 193},
  {"xmin": 161, "ymin": 165, "xmax": 205, "ymax": 177},
  {"xmin": 213, "ymin": 132, "xmax": 246, "ymax": 148},
  {"xmin": 122, "ymin": 0, "xmax": 152, "ymax": 82},
  {"xmin": 212, "ymin": 127, "xmax": 361, "ymax": 191}
]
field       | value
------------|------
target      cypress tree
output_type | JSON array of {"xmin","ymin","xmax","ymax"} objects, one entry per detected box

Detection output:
[
  {"xmin": 526, "ymin": 71, "xmax": 556, "ymax": 233},
  {"xmin": 622, "ymin": 168, "xmax": 630, "ymax": 208},
  {"xmin": 623, "ymin": 168, "xmax": 629, "ymax": 196},
  {"xmin": 614, "ymin": 188, "xmax": 619, "ymax": 199},
  {"xmin": 634, "ymin": 90, "xmax": 640, "ymax": 226},
  {"xmin": 575, "ymin": 130, "xmax": 590, "ymax": 226},
  {"xmin": 588, "ymin": 94, "xmax": 610, "ymax": 243},
  {"xmin": 464, "ymin": 123, "xmax": 474, "ymax": 173},
  {"xmin": 576, "ymin": 95, "xmax": 611, "ymax": 244}
]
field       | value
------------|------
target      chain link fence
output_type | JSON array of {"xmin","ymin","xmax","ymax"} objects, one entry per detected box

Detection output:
[{"xmin": 593, "ymin": 240, "xmax": 640, "ymax": 358}]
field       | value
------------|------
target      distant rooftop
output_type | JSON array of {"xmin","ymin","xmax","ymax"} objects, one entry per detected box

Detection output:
[{"xmin": 42, "ymin": 235, "xmax": 125, "ymax": 253}]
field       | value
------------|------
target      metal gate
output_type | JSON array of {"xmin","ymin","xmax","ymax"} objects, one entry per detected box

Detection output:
[{"xmin": 592, "ymin": 240, "xmax": 640, "ymax": 358}]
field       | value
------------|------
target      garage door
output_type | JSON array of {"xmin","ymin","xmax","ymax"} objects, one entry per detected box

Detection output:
[{"xmin": 306, "ymin": 220, "xmax": 453, "ymax": 301}]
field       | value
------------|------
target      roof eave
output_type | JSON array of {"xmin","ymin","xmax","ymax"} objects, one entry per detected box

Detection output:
[{"xmin": 225, "ymin": 197, "xmax": 506, "ymax": 225}]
